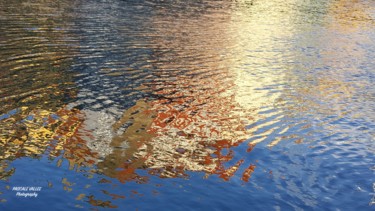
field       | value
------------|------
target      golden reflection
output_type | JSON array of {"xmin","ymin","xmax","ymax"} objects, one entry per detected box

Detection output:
[
  {"xmin": 84, "ymin": 0, "xmax": 333, "ymax": 182},
  {"xmin": 89, "ymin": 2, "xmax": 257, "ymax": 182},
  {"xmin": 0, "ymin": 0, "xmax": 89, "ymax": 180},
  {"xmin": 0, "ymin": 107, "xmax": 97, "ymax": 171},
  {"xmin": 228, "ymin": 0, "xmax": 295, "ymax": 147},
  {"xmin": 0, "ymin": 0, "xmax": 78, "ymax": 115},
  {"xmin": 329, "ymin": 0, "xmax": 375, "ymax": 31}
]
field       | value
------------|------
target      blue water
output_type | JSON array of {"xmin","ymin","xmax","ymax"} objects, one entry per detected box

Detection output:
[{"xmin": 1, "ymin": 0, "xmax": 375, "ymax": 210}]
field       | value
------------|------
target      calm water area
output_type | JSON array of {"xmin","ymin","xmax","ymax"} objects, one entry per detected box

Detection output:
[{"xmin": 0, "ymin": 0, "xmax": 375, "ymax": 210}]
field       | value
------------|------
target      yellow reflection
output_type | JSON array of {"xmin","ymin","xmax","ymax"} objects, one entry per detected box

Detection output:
[
  {"xmin": 228, "ymin": 0, "xmax": 297, "ymax": 147},
  {"xmin": 0, "ymin": 0, "xmax": 86, "ymax": 181},
  {"xmin": 91, "ymin": 0, "xmax": 318, "ymax": 182},
  {"xmin": 0, "ymin": 107, "xmax": 97, "ymax": 168},
  {"xmin": 88, "ymin": 2, "xmax": 258, "ymax": 182}
]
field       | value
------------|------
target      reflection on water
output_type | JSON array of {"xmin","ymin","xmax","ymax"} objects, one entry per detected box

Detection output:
[
  {"xmin": 1, "ymin": 0, "xmax": 375, "ymax": 210},
  {"xmin": 97, "ymin": 7, "xmax": 255, "ymax": 180},
  {"xmin": 0, "ymin": 0, "xmax": 80, "ymax": 181}
]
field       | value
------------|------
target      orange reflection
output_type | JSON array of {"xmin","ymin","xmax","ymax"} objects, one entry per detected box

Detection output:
[
  {"xmin": 242, "ymin": 164, "xmax": 256, "ymax": 182},
  {"xmin": 92, "ymin": 3, "xmax": 256, "ymax": 182}
]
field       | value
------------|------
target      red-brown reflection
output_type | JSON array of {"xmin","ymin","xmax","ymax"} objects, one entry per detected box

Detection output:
[
  {"xmin": 96, "ymin": 84, "xmax": 256, "ymax": 182},
  {"xmin": 49, "ymin": 108, "xmax": 98, "ymax": 170},
  {"xmin": 95, "ymin": 3, "xmax": 256, "ymax": 183}
]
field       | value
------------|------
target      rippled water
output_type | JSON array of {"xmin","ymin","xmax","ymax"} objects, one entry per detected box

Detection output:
[{"xmin": 1, "ymin": 0, "xmax": 375, "ymax": 210}]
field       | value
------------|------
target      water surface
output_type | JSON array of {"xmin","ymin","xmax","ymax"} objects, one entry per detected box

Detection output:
[{"xmin": 1, "ymin": 0, "xmax": 375, "ymax": 210}]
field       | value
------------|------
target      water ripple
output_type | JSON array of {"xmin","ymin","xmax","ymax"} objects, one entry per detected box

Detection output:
[{"xmin": 1, "ymin": 0, "xmax": 375, "ymax": 210}]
